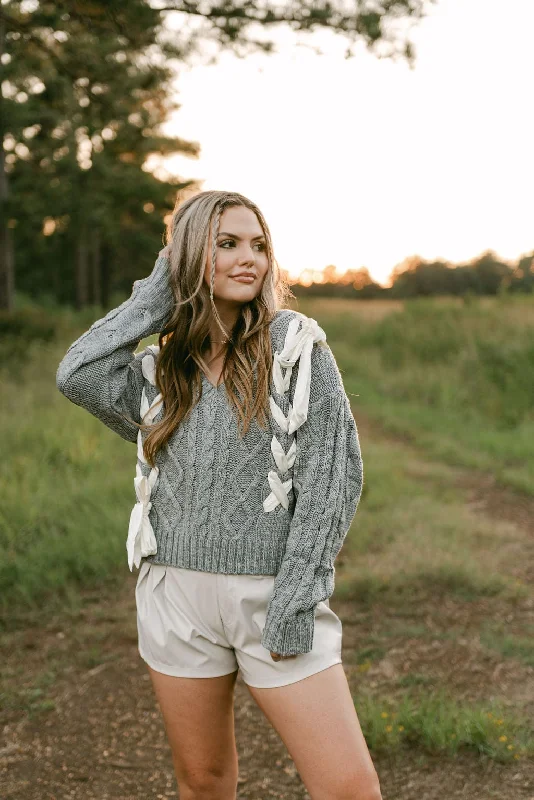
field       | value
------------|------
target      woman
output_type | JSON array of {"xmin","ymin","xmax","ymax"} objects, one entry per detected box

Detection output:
[{"xmin": 56, "ymin": 190, "xmax": 382, "ymax": 800}]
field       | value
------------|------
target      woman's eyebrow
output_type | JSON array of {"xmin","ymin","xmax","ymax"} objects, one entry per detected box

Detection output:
[{"xmin": 217, "ymin": 231, "xmax": 266, "ymax": 241}]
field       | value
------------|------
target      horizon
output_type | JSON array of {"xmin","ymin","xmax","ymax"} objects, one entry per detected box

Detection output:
[{"xmin": 283, "ymin": 248, "xmax": 528, "ymax": 289}]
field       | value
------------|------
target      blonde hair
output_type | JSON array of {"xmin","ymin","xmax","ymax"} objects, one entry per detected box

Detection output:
[{"xmin": 141, "ymin": 189, "xmax": 294, "ymax": 468}]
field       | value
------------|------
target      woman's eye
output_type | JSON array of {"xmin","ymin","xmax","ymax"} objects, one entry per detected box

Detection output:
[{"xmin": 220, "ymin": 240, "xmax": 266, "ymax": 251}]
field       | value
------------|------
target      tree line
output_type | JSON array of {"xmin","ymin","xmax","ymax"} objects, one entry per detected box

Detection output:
[{"xmin": 296, "ymin": 250, "xmax": 534, "ymax": 299}]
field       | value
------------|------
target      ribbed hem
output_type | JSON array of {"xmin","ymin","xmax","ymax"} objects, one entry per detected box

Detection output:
[{"xmin": 143, "ymin": 530, "xmax": 290, "ymax": 576}]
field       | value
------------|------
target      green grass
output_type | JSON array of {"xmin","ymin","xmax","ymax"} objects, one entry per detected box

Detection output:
[
  {"xmin": 0, "ymin": 335, "xmax": 139, "ymax": 624},
  {"xmin": 478, "ymin": 621, "xmax": 534, "ymax": 667},
  {"xmin": 354, "ymin": 687, "xmax": 533, "ymax": 762},
  {"xmin": 0, "ymin": 667, "xmax": 58, "ymax": 720},
  {"xmin": 297, "ymin": 294, "xmax": 534, "ymax": 494}
]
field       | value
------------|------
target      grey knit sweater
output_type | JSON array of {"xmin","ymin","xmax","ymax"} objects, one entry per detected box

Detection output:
[{"xmin": 56, "ymin": 254, "xmax": 364, "ymax": 656}]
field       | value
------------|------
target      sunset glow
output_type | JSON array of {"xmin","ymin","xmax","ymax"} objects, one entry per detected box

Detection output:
[{"xmin": 146, "ymin": 0, "xmax": 534, "ymax": 286}]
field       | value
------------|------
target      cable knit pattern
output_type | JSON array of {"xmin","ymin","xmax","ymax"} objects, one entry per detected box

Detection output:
[
  {"xmin": 56, "ymin": 255, "xmax": 364, "ymax": 655},
  {"xmin": 196, "ymin": 396, "xmax": 217, "ymax": 528}
]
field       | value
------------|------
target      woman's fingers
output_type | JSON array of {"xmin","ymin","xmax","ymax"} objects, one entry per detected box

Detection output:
[{"xmin": 270, "ymin": 651, "xmax": 298, "ymax": 661}]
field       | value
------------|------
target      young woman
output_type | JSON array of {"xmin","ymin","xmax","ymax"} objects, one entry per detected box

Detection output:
[{"xmin": 56, "ymin": 190, "xmax": 382, "ymax": 800}]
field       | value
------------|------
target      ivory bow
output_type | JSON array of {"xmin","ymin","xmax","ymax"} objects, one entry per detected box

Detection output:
[
  {"xmin": 126, "ymin": 463, "xmax": 159, "ymax": 571},
  {"xmin": 263, "ymin": 470, "xmax": 293, "ymax": 512}
]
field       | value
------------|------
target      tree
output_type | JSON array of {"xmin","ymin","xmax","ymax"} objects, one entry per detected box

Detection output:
[
  {"xmin": 2, "ymin": 0, "xmax": 199, "ymax": 309},
  {"xmin": 387, "ymin": 251, "xmax": 521, "ymax": 298},
  {"xmin": 467, "ymin": 250, "xmax": 514, "ymax": 296},
  {"xmin": 151, "ymin": 0, "xmax": 433, "ymax": 63},
  {"xmin": 510, "ymin": 252, "xmax": 534, "ymax": 294}
]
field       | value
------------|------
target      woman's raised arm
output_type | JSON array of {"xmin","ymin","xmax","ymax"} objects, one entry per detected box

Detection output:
[{"xmin": 56, "ymin": 253, "xmax": 174, "ymax": 442}]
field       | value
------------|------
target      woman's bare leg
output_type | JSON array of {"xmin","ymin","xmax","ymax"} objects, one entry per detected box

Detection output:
[
  {"xmin": 245, "ymin": 663, "xmax": 382, "ymax": 800},
  {"xmin": 147, "ymin": 666, "xmax": 240, "ymax": 800}
]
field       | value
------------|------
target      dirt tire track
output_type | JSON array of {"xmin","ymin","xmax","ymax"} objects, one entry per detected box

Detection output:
[{"xmin": 354, "ymin": 410, "xmax": 534, "ymax": 535}]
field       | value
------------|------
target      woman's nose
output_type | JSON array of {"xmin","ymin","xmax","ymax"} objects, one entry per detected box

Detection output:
[{"xmin": 238, "ymin": 247, "xmax": 256, "ymax": 265}]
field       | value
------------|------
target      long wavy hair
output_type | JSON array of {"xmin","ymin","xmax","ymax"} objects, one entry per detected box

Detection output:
[{"xmin": 140, "ymin": 190, "xmax": 294, "ymax": 468}]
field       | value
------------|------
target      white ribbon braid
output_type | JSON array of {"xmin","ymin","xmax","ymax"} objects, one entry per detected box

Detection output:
[
  {"xmin": 127, "ymin": 347, "xmax": 163, "ymax": 570},
  {"xmin": 263, "ymin": 315, "xmax": 327, "ymax": 512}
]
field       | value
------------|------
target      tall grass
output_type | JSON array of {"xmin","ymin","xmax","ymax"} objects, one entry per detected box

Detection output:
[
  {"xmin": 0, "ymin": 331, "xmax": 141, "ymax": 625},
  {"xmin": 299, "ymin": 294, "xmax": 534, "ymax": 494},
  {"xmin": 1, "ymin": 294, "xmax": 532, "ymax": 618}
]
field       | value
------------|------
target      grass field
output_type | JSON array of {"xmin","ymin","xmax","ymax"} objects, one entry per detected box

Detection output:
[
  {"xmin": 298, "ymin": 293, "xmax": 534, "ymax": 494},
  {"xmin": 1, "ymin": 293, "xmax": 533, "ymax": 797}
]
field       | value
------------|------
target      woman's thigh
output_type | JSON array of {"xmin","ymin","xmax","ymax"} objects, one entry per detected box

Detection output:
[
  {"xmin": 245, "ymin": 663, "xmax": 381, "ymax": 800},
  {"xmin": 147, "ymin": 665, "xmax": 240, "ymax": 788}
]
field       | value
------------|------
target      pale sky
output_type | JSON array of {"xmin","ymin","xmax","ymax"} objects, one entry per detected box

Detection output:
[{"xmin": 146, "ymin": 0, "xmax": 534, "ymax": 286}]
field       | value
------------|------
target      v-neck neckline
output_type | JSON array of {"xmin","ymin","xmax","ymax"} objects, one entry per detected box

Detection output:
[
  {"xmin": 199, "ymin": 309, "xmax": 287, "ymax": 392},
  {"xmin": 201, "ymin": 371, "xmax": 224, "ymax": 391}
]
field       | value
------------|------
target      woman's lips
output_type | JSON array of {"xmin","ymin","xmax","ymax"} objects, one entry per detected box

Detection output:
[{"xmin": 231, "ymin": 275, "xmax": 256, "ymax": 283}]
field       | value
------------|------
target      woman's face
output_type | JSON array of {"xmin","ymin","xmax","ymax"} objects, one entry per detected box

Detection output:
[{"xmin": 204, "ymin": 205, "xmax": 269, "ymax": 304}]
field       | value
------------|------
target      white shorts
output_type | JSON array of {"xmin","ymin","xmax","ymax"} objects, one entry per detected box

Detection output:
[{"xmin": 135, "ymin": 560, "xmax": 343, "ymax": 689}]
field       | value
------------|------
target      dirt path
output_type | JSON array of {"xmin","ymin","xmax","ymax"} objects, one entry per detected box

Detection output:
[
  {"xmin": 1, "ymin": 411, "xmax": 533, "ymax": 799},
  {"xmin": 355, "ymin": 412, "xmax": 534, "ymax": 538},
  {"xmin": 2, "ymin": 600, "xmax": 533, "ymax": 800}
]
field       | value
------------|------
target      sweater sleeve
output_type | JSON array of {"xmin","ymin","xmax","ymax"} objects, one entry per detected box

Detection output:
[
  {"xmin": 260, "ymin": 388, "xmax": 364, "ymax": 656},
  {"xmin": 55, "ymin": 255, "xmax": 174, "ymax": 442}
]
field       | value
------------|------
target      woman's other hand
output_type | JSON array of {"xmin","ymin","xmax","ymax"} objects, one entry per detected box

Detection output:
[{"xmin": 270, "ymin": 651, "xmax": 298, "ymax": 662}]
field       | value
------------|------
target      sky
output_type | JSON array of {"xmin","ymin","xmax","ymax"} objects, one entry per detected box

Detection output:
[{"xmin": 146, "ymin": 0, "xmax": 534, "ymax": 286}]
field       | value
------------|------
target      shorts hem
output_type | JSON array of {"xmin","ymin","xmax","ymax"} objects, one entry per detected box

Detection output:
[
  {"xmin": 138, "ymin": 647, "xmax": 238, "ymax": 679},
  {"xmin": 242, "ymin": 657, "xmax": 343, "ymax": 689}
]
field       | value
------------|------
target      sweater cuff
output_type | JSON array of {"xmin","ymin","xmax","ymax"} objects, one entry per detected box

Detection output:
[{"xmin": 261, "ymin": 608, "xmax": 315, "ymax": 656}]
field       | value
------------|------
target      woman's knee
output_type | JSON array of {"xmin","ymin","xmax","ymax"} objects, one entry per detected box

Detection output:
[
  {"xmin": 356, "ymin": 773, "xmax": 383, "ymax": 800},
  {"xmin": 147, "ymin": 668, "xmax": 239, "ymax": 797},
  {"xmin": 326, "ymin": 768, "xmax": 382, "ymax": 800},
  {"xmin": 177, "ymin": 765, "xmax": 238, "ymax": 800}
]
